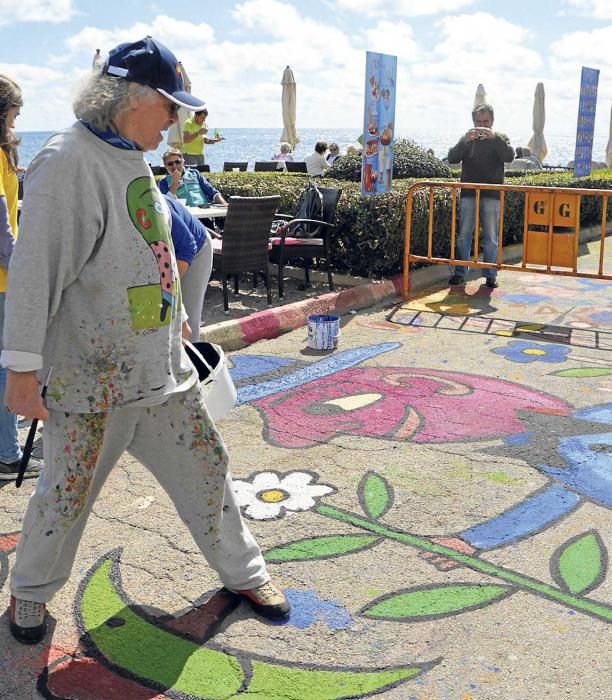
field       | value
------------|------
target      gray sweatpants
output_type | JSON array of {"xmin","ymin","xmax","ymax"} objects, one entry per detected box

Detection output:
[
  {"xmin": 11, "ymin": 382, "xmax": 268, "ymax": 603},
  {"xmin": 182, "ymin": 239, "xmax": 213, "ymax": 343}
]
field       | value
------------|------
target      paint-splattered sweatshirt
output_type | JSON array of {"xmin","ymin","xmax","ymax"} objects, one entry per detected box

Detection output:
[{"xmin": 1, "ymin": 122, "xmax": 197, "ymax": 412}]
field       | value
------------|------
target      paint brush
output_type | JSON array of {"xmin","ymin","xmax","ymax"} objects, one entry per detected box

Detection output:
[{"xmin": 15, "ymin": 366, "xmax": 52, "ymax": 488}]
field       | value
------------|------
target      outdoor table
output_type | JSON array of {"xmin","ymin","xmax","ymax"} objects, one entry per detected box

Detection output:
[
  {"xmin": 18, "ymin": 202, "xmax": 230, "ymax": 225},
  {"xmin": 186, "ymin": 204, "xmax": 228, "ymax": 221}
]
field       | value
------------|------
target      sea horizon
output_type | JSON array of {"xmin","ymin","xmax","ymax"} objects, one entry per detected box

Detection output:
[{"xmin": 15, "ymin": 126, "xmax": 609, "ymax": 173}]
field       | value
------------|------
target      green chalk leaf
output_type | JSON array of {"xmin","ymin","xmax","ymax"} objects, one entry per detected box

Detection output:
[
  {"xmin": 551, "ymin": 368, "xmax": 612, "ymax": 378},
  {"xmin": 264, "ymin": 535, "xmax": 381, "ymax": 563},
  {"xmin": 361, "ymin": 583, "xmax": 514, "ymax": 621},
  {"xmin": 246, "ymin": 658, "xmax": 427, "ymax": 699},
  {"xmin": 551, "ymin": 531, "xmax": 606, "ymax": 595},
  {"xmin": 359, "ymin": 471, "xmax": 393, "ymax": 520}
]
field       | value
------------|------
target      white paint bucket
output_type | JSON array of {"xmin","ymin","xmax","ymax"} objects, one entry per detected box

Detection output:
[{"xmin": 307, "ymin": 314, "xmax": 341, "ymax": 350}]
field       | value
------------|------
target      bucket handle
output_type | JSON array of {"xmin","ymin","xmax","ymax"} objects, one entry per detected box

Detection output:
[{"xmin": 184, "ymin": 340, "xmax": 220, "ymax": 382}]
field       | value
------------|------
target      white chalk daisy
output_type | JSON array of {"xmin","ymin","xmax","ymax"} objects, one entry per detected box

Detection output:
[{"xmin": 233, "ymin": 471, "xmax": 335, "ymax": 520}]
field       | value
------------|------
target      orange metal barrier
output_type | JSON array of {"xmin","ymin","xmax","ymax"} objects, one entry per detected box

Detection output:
[{"xmin": 403, "ymin": 181, "xmax": 611, "ymax": 298}]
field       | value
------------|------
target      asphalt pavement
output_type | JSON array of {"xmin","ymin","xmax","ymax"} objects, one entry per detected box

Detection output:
[{"xmin": 0, "ymin": 238, "xmax": 610, "ymax": 699}]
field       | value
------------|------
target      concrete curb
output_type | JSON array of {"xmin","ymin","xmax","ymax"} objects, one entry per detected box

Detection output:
[
  {"xmin": 201, "ymin": 222, "xmax": 610, "ymax": 351},
  {"xmin": 201, "ymin": 276, "xmax": 403, "ymax": 350}
]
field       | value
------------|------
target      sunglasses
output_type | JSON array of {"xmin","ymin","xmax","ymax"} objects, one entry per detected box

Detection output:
[
  {"xmin": 163, "ymin": 100, "xmax": 181, "ymax": 117},
  {"xmin": 165, "ymin": 158, "xmax": 183, "ymax": 167}
]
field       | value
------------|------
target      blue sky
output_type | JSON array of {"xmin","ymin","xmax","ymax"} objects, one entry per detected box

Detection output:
[{"xmin": 0, "ymin": 0, "xmax": 610, "ymax": 138}]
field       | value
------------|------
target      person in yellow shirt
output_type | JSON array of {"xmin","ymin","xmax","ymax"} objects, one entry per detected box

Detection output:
[
  {"xmin": 182, "ymin": 108, "xmax": 223, "ymax": 166},
  {"xmin": 0, "ymin": 75, "xmax": 42, "ymax": 480}
]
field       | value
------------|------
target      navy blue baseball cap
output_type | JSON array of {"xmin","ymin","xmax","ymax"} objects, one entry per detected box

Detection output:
[{"xmin": 103, "ymin": 36, "xmax": 205, "ymax": 110}]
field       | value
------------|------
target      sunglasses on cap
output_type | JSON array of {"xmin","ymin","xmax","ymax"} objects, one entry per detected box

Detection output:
[{"xmin": 165, "ymin": 158, "xmax": 183, "ymax": 167}]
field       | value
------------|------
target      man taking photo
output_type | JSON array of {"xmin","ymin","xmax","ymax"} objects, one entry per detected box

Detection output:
[{"xmin": 447, "ymin": 103, "xmax": 514, "ymax": 289}]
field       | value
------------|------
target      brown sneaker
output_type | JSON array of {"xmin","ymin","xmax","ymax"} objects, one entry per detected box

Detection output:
[
  {"xmin": 9, "ymin": 595, "xmax": 48, "ymax": 644},
  {"xmin": 228, "ymin": 581, "xmax": 290, "ymax": 619}
]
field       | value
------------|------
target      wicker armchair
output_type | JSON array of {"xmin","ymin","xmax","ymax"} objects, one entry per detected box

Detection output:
[{"xmin": 212, "ymin": 196, "xmax": 280, "ymax": 312}]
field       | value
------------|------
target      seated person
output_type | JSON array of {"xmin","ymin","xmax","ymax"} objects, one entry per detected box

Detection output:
[
  {"xmin": 272, "ymin": 142, "xmax": 294, "ymax": 161},
  {"xmin": 326, "ymin": 143, "xmax": 340, "ymax": 164},
  {"xmin": 158, "ymin": 149, "xmax": 227, "ymax": 207},
  {"xmin": 507, "ymin": 146, "xmax": 542, "ymax": 170},
  {"xmin": 164, "ymin": 195, "xmax": 213, "ymax": 343},
  {"xmin": 304, "ymin": 141, "xmax": 330, "ymax": 176}
]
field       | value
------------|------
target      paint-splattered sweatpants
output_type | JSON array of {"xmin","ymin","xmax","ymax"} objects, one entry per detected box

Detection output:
[{"xmin": 10, "ymin": 381, "xmax": 268, "ymax": 603}]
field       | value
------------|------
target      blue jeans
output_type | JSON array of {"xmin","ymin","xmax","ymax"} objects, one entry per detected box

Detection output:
[
  {"xmin": 453, "ymin": 196, "xmax": 500, "ymax": 280},
  {"xmin": 0, "ymin": 292, "xmax": 21, "ymax": 462}
]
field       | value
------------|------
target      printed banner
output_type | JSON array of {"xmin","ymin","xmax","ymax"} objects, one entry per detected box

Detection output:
[
  {"xmin": 361, "ymin": 51, "xmax": 397, "ymax": 196},
  {"xmin": 573, "ymin": 66, "xmax": 599, "ymax": 178}
]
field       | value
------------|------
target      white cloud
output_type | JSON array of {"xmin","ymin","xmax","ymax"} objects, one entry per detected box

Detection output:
[
  {"xmin": 547, "ymin": 25, "xmax": 612, "ymax": 137},
  {"xmin": 64, "ymin": 15, "xmax": 215, "ymax": 55},
  {"xmin": 333, "ymin": 0, "xmax": 476, "ymax": 17},
  {"xmin": 48, "ymin": 5, "xmax": 365, "ymax": 131},
  {"xmin": 549, "ymin": 25, "xmax": 612, "ymax": 71},
  {"xmin": 6, "ymin": 3, "xmax": 609, "ymax": 140},
  {"xmin": 0, "ymin": 0, "xmax": 75, "ymax": 25},
  {"xmin": 426, "ymin": 12, "xmax": 542, "ymax": 79},
  {"xmin": 363, "ymin": 20, "xmax": 420, "ymax": 60},
  {"xmin": 561, "ymin": 0, "xmax": 612, "ymax": 19},
  {"xmin": 232, "ymin": 0, "xmax": 301, "ymax": 35},
  {"xmin": 0, "ymin": 62, "xmax": 79, "ymax": 132}
]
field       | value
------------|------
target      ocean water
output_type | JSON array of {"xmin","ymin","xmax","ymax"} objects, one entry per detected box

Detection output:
[{"xmin": 15, "ymin": 126, "xmax": 609, "ymax": 172}]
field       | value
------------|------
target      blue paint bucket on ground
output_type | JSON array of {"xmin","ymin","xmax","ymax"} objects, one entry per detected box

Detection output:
[{"xmin": 307, "ymin": 314, "xmax": 341, "ymax": 350}]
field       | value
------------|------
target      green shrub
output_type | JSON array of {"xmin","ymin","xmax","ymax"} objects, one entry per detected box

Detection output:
[
  {"xmin": 327, "ymin": 138, "xmax": 451, "ymax": 181},
  {"xmin": 205, "ymin": 170, "xmax": 612, "ymax": 279}
]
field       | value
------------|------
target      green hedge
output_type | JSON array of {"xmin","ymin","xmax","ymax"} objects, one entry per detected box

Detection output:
[
  {"xmin": 328, "ymin": 138, "xmax": 451, "ymax": 181},
  {"xmin": 206, "ymin": 170, "xmax": 612, "ymax": 279}
]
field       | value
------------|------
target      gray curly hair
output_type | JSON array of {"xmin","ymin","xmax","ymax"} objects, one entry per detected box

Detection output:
[{"xmin": 73, "ymin": 73, "xmax": 159, "ymax": 131}]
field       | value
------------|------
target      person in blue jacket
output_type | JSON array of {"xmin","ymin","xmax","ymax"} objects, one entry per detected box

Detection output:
[
  {"xmin": 159, "ymin": 148, "xmax": 227, "ymax": 207},
  {"xmin": 164, "ymin": 195, "xmax": 214, "ymax": 342}
]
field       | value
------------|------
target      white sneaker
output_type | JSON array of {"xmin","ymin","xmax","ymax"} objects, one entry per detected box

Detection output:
[{"xmin": 9, "ymin": 595, "xmax": 48, "ymax": 644}]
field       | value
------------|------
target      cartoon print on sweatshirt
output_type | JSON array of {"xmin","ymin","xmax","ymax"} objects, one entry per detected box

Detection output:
[{"xmin": 125, "ymin": 177, "xmax": 179, "ymax": 329}]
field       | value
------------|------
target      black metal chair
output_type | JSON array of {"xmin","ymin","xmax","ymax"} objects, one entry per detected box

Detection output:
[
  {"xmin": 285, "ymin": 161, "xmax": 308, "ymax": 173},
  {"xmin": 195, "ymin": 164, "xmax": 211, "ymax": 173},
  {"xmin": 212, "ymin": 196, "xmax": 280, "ymax": 312},
  {"xmin": 269, "ymin": 186, "xmax": 341, "ymax": 298},
  {"xmin": 254, "ymin": 161, "xmax": 282, "ymax": 172},
  {"xmin": 222, "ymin": 161, "xmax": 248, "ymax": 172}
]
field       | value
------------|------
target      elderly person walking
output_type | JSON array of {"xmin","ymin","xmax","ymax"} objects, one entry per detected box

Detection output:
[{"xmin": 3, "ymin": 36, "xmax": 289, "ymax": 645}]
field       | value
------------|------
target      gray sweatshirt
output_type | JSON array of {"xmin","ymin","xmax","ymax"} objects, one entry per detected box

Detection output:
[{"xmin": 2, "ymin": 122, "xmax": 196, "ymax": 412}]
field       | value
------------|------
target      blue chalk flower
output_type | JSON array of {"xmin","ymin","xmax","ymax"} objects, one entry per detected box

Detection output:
[{"xmin": 492, "ymin": 341, "xmax": 570, "ymax": 364}]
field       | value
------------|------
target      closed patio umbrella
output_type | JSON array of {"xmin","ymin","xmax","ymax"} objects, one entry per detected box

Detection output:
[
  {"xmin": 167, "ymin": 62, "xmax": 192, "ymax": 149},
  {"xmin": 606, "ymin": 103, "xmax": 612, "ymax": 168},
  {"xmin": 281, "ymin": 66, "xmax": 300, "ymax": 149},
  {"xmin": 473, "ymin": 83, "xmax": 487, "ymax": 108},
  {"xmin": 528, "ymin": 82, "xmax": 547, "ymax": 163}
]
